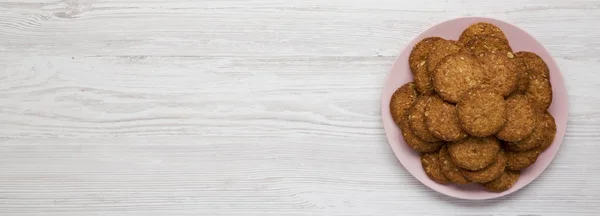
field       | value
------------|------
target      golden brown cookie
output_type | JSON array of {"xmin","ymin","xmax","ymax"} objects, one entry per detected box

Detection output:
[
  {"xmin": 507, "ymin": 111, "xmax": 556, "ymax": 152},
  {"xmin": 425, "ymin": 95, "xmax": 468, "ymax": 141},
  {"xmin": 483, "ymin": 170, "xmax": 520, "ymax": 192},
  {"xmin": 497, "ymin": 94, "xmax": 536, "ymax": 142},
  {"xmin": 399, "ymin": 114, "xmax": 443, "ymax": 153},
  {"xmin": 458, "ymin": 22, "xmax": 508, "ymax": 45},
  {"xmin": 461, "ymin": 150, "xmax": 507, "ymax": 183},
  {"xmin": 525, "ymin": 70, "xmax": 553, "ymax": 111},
  {"xmin": 389, "ymin": 82, "xmax": 419, "ymax": 125},
  {"xmin": 427, "ymin": 40, "xmax": 463, "ymax": 73},
  {"xmin": 457, "ymin": 88, "xmax": 507, "ymax": 137},
  {"xmin": 516, "ymin": 51, "xmax": 550, "ymax": 78},
  {"xmin": 476, "ymin": 52, "xmax": 518, "ymax": 97},
  {"xmin": 509, "ymin": 53, "xmax": 530, "ymax": 93},
  {"xmin": 421, "ymin": 150, "xmax": 450, "ymax": 184},
  {"xmin": 410, "ymin": 37, "xmax": 445, "ymax": 94},
  {"xmin": 506, "ymin": 147, "xmax": 541, "ymax": 171},
  {"xmin": 438, "ymin": 145, "xmax": 471, "ymax": 184},
  {"xmin": 432, "ymin": 53, "xmax": 485, "ymax": 103},
  {"xmin": 448, "ymin": 136, "xmax": 500, "ymax": 171},
  {"xmin": 537, "ymin": 111, "xmax": 557, "ymax": 151},
  {"xmin": 408, "ymin": 95, "xmax": 441, "ymax": 142},
  {"xmin": 464, "ymin": 35, "xmax": 512, "ymax": 57}
]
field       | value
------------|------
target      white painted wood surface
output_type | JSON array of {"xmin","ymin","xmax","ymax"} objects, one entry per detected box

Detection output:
[{"xmin": 1, "ymin": 0, "xmax": 599, "ymax": 215}]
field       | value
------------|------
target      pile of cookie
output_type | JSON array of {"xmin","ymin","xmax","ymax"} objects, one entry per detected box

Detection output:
[{"xmin": 389, "ymin": 22, "xmax": 557, "ymax": 192}]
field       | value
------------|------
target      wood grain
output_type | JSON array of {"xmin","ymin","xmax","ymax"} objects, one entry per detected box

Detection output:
[{"xmin": 1, "ymin": 0, "xmax": 600, "ymax": 215}]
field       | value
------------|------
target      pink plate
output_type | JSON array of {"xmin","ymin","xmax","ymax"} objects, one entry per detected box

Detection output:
[{"xmin": 381, "ymin": 17, "xmax": 568, "ymax": 200}]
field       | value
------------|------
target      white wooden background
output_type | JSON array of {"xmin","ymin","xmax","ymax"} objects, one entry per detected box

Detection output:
[{"xmin": 1, "ymin": 0, "xmax": 599, "ymax": 215}]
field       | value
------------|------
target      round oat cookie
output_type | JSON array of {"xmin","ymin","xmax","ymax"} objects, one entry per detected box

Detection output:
[
  {"xmin": 389, "ymin": 82, "xmax": 419, "ymax": 125},
  {"xmin": 525, "ymin": 70, "xmax": 553, "ymax": 111},
  {"xmin": 464, "ymin": 35, "xmax": 512, "ymax": 57},
  {"xmin": 508, "ymin": 111, "xmax": 557, "ymax": 152},
  {"xmin": 510, "ymin": 53, "xmax": 530, "ymax": 93},
  {"xmin": 497, "ymin": 94, "xmax": 536, "ymax": 142},
  {"xmin": 476, "ymin": 52, "xmax": 518, "ymax": 97},
  {"xmin": 409, "ymin": 37, "xmax": 445, "ymax": 71},
  {"xmin": 425, "ymin": 95, "xmax": 468, "ymax": 141},
  {"xmin": 537, "ymin": 111, "xmax": 557, "ymax": 151},
  {"xmin": 516, "ymin": 51, "xmax": 550, "ymax": 79},
  {"xmin": 426, "ymin": 40, "xmax": 463, "ymax": 73},
  {"xmin": 448, "ymin": 136, "xmax": 500, "ymax": 171},
  {"xmin": 432, "ymin": 53, "xmax": 485, "ymax": 103},
  {"xmin": 399, "ymin": 114, "xmax": 443, "ymax": 153},
  {"xmin": 461, "ymin": 150, "xmax": 507, "ymax": 183},
  {"xmin": 409, "ymin": 37, "xmax": 445, "ymax": 94},
  {"xmin": 506, "ymin": 147, "xmax": 541, "ymax": 171},
  {"xmin": 483, "ymin": 170, "xmax": 520, "ymax": 192},
  {"xmin": 408, "ymin": 96, "xmax": 441, "ymax": 142},
  {"xmin": 438, "ymin": 145, "xmax": 471, "ymax": 184},
  {"xmin": 458, "ymin": 22, "xmax": 508, "ymax": 45},
  {"xmin": 421, "ymin": 150, "xmax": 450, "ymax": 184},
  {"xmin": 457, "ymin": 88, "xmax": 507, "ymax": 137}
]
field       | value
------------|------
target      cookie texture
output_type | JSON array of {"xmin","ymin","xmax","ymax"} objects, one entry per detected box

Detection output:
[
  {"xmin": 461, "ymin": 150, "xmax": 507, "ymax": 183},
  {"xmin": 464, "ymin": 36, "xmax": 512, "ymax": 57},
  {"xmin": 427, "ymin": 40, "xmax": 463, "ymax": 73},
  {"xmin": 510, "ymin": 53, "xmax": 530, "ymax": 93},
  {"xmin": 537, "ymin": 111, "xmax": 557, "ymax": 151},
  {"xmin": 497, "ymin": 94, "xmax": 536, "ymax": 142},
  {"xmin": 506, "ymin": 147, "xmax": 541, "ymax": 171},
  {"xmin": 438, "ymin": 145, "xmax": 471, "ymax": 184},
  {"xmin": 457, "ymin": 88, "xmax": 507, "ymax": 137},
  {"xmin": 448, "ymin": 136, "xmax": 500, "ymax": 171},
  {"xmin": 476, "ymin": 52, "xmax": 518, "ymax": 97},
  {"xmin": 410, "ymin": 37, "xmax": 445, "ymax": 94},
  {"xmin": 508, "ymin": 111, "xmax": 557, "ymax": 152},
  {"xmin": 525, "ymin": 70, "xmax": 553, "ymax": 111},
  {"xmin": 421, "ymin": 150, "xmax": 450, "ymax": 184},
  {"xmin": 516, "ymin": 51, "xmax": 552, "ymax": 110},
  {"xmin": 516, "ymin": 51, "xmax": 550, "ymax": 78},
  {"xmin": 399, "ymin": 114, "xmax": 443, "ymax": 153},
  {"xmin": 458, "ymin": 22, "xmax": 508, "ymax": 45},
  {"xmin": 425, "ymin": 96, "xmax": 468, "ymax": 141},
  {"xmin": 433, "ymin": 53, "xmax": 485, "ymax": 103},
  {"xmin": 389, "ymin": 82, "xmax": 419, "ymax": 125},
  {"xmin": 408, "ymin": 96, "xmax": 441, "ymax": 142},
  {"xmin": 483, "ymin": 171, "xmax": 520, "ymax": 192}
]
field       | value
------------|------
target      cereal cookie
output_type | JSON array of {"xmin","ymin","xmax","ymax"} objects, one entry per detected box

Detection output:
[
  {"xmin": 389, "ymin": 82, "xmax": 419, "ymax": 125},
  {"xmin": 526, "ymin": 70, "xmax": 553, "ymax": 111},
  {"xmin": 399, "ymin": 114, "xmax": 443, "ymax": 153},
  {"xmin": 508, "ymin": 111, "xmax": 556, "ymax": 152},
  {"xmin": 537, "ymin": 111, "xmax": 557, "ymax": 151},
  {"xmin": 464, "ymin": 35, "xmax": 512, "ymax": 57},
  {"xmin": 427, "ymin": 40, "xmax": 463, "ymax": 73},
  {"xmin": 410, "ymin": 37, "xmax": 445, "ymax": 94},
  {"xmin": 458, "ymin": 22, "xmax": 508, "ymax": 45},
  {"xmin": 433, "ymin": 53, "xmax": 485, "ymax": 103},
  {"xmin": 483, "ymin": 170, "xmax": 520, "ymax": 192},
  {"xmin": 457, "ymin": 88, "xmax": 507, "ymax": 137},
  {"xmin": 516, "ymin": 51, "xmax": 550, "ymax": 78},
  {"xmin": 510, "ymin": 53, "xmax": 530, "ymax": 93},
  {"xmin": 448, "ymin": 136, "xmax": 500, "ymax": 171},
  {"xmin": 421, "ymin": 150, "xmax": 450, "ymax": 184},
  {"xmin": 425, "ymin": 95, "xmax": 468, "ymax": 141},
  {"xmin": 439, "ymin": 145, "xmax": 471, "ymax": 184},
  {"xmin": 461, "ymin": 150, "xmax": 507, "ymax": 183},
  {"xmin": 506, "ymin": 147, "xmax": 541, "ymax": 171},
  {"xmin": 476, "ymin": 52, "xmax": 518, "ymax": 97},
  {"xmin": 497, "ymin": 94, "xmax": 536, "ymax": 142},
  {"xmin": 409, "ymin": 96, "xmax": 441, "ymax": 142}
]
